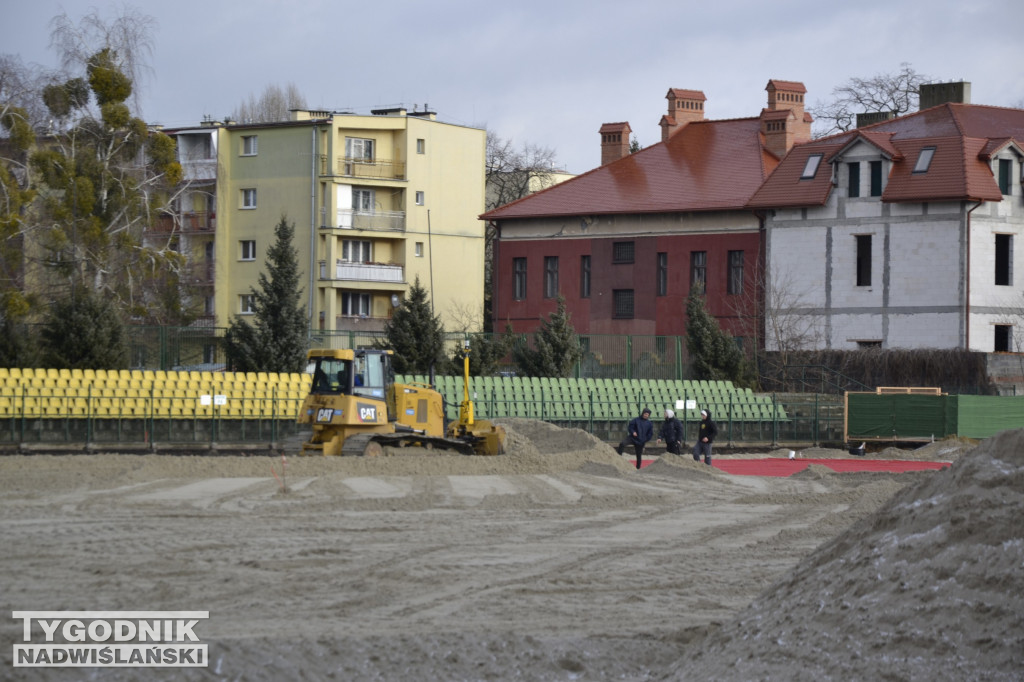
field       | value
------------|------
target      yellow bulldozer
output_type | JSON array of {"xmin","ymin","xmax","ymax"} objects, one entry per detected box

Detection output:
[{"xmin": 296, "ymin": 345, "xmax": 505, "ymax": 457}]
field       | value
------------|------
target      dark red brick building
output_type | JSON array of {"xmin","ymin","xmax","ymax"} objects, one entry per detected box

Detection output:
[{"xmin": 483, "ymin": 80, "xmax": 813, "ymax": 345}]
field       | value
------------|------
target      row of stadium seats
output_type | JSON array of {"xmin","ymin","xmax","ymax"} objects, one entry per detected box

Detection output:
[
  {"xmin": 398, "ymin": 375, "xmax": 787, "ymax": 422},
  {"xmin": 0, "ymin": 366, "xmax": 785, "ymax": 424},
  {"xmin": 0, "ymin": 368, "xmax": 311, "ymax": 420}
]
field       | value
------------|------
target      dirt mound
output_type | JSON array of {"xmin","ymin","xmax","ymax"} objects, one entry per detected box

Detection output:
[{"xmin": 667, "ymin": 430, "xmax": 1023, "ymax": 680}]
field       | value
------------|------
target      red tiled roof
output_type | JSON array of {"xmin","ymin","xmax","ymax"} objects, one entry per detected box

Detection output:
[
  {"xmin": 824, "ymin": 130, "xmax": 903, "ymax": 163},
  {"xmin": 883, "ymin": 136, "xmax": 1003, "ymax": 203},
  {"xmin": 749, "ymin": 103, "xmax": 1024, "ymax": 209},
  {"xmin": 767, "ymin": 80, "xmax": 807, "ymax": 93},
  {"xmin": 668, "ymin": 88, "xmax": 706, "ymax": 101},
  {"xmin": 482, "ymin": 117, "xmax": 773, "ymax": 220},
  {"xmin": 761, "ymin": 109, "xmax": 794, "ymax": 122},
  {"xmin": 978, "ymin": 137, "xmax": 1016, "ymax": 160},
  {"xmin": 747, "ymin": 135, "xmax": 846, "ymax": 208},
  {"xmin": 599, "ymin": 122, "xmax": 631, "ymax": 133}
]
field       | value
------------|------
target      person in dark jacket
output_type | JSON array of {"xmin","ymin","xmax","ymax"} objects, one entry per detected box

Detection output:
[
  {"xmin": 616, "ymin": 407, "xmax": 653, "ymax": 469},
  {"xmin": 693, "ymin": 408, "xmax": 718, "ymax": 465},
  {"xmin": 657, "ymin": 409, "xmax": 684, "ymax": 455}
]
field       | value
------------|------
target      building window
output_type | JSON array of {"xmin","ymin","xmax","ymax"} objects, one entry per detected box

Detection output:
[
  {"xmin": 996, "ymin": 234, "xmax": 1013, "ymax": 286},
  {"xmin": 415, "ymin": 191, "xmax": 425, "ymax": 205},
  {"xmin": 856, "ymin": 235, "xmax": 872, "ymax": 286},
  {"xmin": 869, "ymin": 161, "xmax": 883, "ymax": 196},
  {"xmin": 999, "ymin": 159, "xmax": 1013, "ymax": 195},
  {"xmin": 240, "ymin": 240, "xmax": 256, "ymax": 261},
  {"xmin": 657, "ymin": 252, "xmax": 668, "ymax": 296},
  {"xmin": 848, "ymin": 162, "xmax": 860, "ymax": 197},
  {"xmin": 995, "ymin": 325, "xmax": 1013, "ymax": 352},
  {"xmin": 513, "ymin": 257, "xmax": 527, "ymax": 300},
  {"xmin": 800, "ymin": 153, "xmax": 823, "ymax": 179},
  {"xmin": 613, "ymin": 290, "xmax": 634, "ymax": 318},
  {"xmin": 415, "ymin": 242, "xmax": 424, "ymax": 257},
  {"xmin": 342, "ymin": 292, "xmax": 371, "ymax": 317},
  {"xmin": 690, "ymin": 251, "xmax": 707, "ymax": 293},
  {"xmin": 346, "ymin": 137, "xmax": 374, "ymax": 161},
  {"xmin": 612, "ymin": 241, "xmax": 635, "ymax": 264},
  {"xmin": 728, "ymin": 250, "xmax": 744, "ymax": 295},
  {"xmin": 856, "ymin": 340, "xmax": 882, "ymax": 349},
  {"xmin": 241, "ymin": 135, "xmax": 258, "ymax": 156},
  {"xmin": 241, "ymin": 188, "xmax": 257, "ymax": 209},
  {"xmin": 239, "ymin": 294, "xmax": 255, "ymax": 314},
  {"xmin": 204, "ymin": 295, "xmax": 214, "ymax": 316},
  {"xmin": 416, "ymin": 138, "xmax": 425, "ymax": 154},
  {"xmin": 580, "ymin": 255, "xmax": 591, "ymax": 298},
  {"xmin": 913, "ymin": 147, "xmax": 936, "ymax": 173},
  {"xmin": 342, "ymin": 239, "xmax": 372, "ymax": 263},
  {"xmin": 544, "ymin": 256, "xmax": 559, "ymax": 298},
  {"xmin": 353, "ymin": 189, "xmax": 375, "ymax": 213}
]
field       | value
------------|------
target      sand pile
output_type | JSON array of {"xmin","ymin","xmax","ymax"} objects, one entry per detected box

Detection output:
[{"xmin": 665, "ymin": 429, "xmax": 1024, "ymax": 681}]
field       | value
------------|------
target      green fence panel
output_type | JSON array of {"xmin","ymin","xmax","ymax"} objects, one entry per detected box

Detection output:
[
  {"xmin": 955, "ymin": 395, "xmax": 1024, "ymax": 439},
  {"xmin": 847, "ymin": 393, "xmax": 897, "ymax": 438},
  {"xmin": 893, "ymin": 395, "xmax": 948, "ymax": 440},
  {"xmin": 848, "ymin": 393, "xmax": 950, "ymax": 440}
]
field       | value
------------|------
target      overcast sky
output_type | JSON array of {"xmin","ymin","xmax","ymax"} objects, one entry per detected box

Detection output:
[{"xmin": 3, "ymin": 0, "xmax": 1023, "ymax": 174}]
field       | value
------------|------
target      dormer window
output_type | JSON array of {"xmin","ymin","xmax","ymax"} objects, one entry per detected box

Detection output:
[
  {"xmin": 913, "ymin": 147, "xmax": 936, "ymax": 173},
  {"xmin": 801, "ymin": 154, "xmax": 823, "ymax": 179}
]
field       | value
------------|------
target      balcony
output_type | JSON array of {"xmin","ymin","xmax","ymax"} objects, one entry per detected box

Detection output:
[
  {"xmin": 181, "ymin": 159, "xmax": 217, "ymax": 182},
  {"xmin": 320, "ymin": 260, "xmax": 404, "ymax": 283},
  {"xmin": 150, "ymin": 211, "xmax": 217, "ymax": 234},
  {"xmin": 320, "ymin": 155, "xmax": 406, "ymax": 180},
  {"xmin": 186, "ymin": 259, "xmax": 215, "ymax": 286},
  {"xmin": 324, "ymin": 209, "xmax": 405, "ymax": 233}
]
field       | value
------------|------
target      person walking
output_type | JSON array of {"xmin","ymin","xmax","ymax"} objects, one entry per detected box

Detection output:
[
  {"xmin": 657, "ymin": 409, "xmax": 684, "ymax": 455},
  {"xmin": 693, "ymin": 408, "xmax": 718, "ymax": 465},
  {"xmin": 616, "ymin": 407, "xmax": 654, "ymax": 469}
]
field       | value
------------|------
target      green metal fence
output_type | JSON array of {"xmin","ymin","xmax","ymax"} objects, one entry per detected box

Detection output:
[
  {"xmin": 122, "ymin": 326, "xmax": 696, "ymax": 381},
  {"xmin": 846, "ymin": 392, "xmax": 1024, "ymax": 441}
]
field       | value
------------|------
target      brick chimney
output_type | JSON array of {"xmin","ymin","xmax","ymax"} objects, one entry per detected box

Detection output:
[
  {"xmin": 761, "ymin": 80, "xmax": 812, "ymax": 158},
  {"xmin": 660, "ymin": 89, "xmax": 706, "ymax": 142},
  {"xmin": 600, "ymin": 122, "xmax": 632, "ymax": 165}
]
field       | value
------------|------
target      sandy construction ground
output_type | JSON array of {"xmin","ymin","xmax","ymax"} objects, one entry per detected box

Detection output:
[{"xmin": 0, "ymin": 419, "xmax": 1020, "ymax": 681}]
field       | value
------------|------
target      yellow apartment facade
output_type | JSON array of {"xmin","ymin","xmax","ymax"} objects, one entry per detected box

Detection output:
[{"xmin": 164, "ymin": 107, "xmax": 486, "ymax": 336}]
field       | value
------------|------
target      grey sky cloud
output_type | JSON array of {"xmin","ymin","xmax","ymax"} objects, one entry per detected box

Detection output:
[{"xmin": 3, "ymin": 0, "xmax": 1022, "ymax": 173}]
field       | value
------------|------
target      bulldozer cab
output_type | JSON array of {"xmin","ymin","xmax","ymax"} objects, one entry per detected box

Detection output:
[{"xmin": 307, "ymin": 349, "xmax": 394, "ymax": 402}]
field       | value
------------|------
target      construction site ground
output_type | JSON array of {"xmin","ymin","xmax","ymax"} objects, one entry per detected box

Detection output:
[{"xmin": 1, "ymin": 418, "xmax": 1020, "ymax": 681}]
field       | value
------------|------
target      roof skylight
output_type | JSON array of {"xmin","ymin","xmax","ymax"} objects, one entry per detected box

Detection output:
[
  {"xmin": 800, "ymin": 154, "xmax": 823, "ymax": 179},
  {"xmin": 913, "ymin": 146, "xmax": 936, "ymax": 173}
]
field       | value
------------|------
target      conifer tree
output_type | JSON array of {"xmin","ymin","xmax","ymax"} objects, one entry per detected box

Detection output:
[
  {"xmin": 40, "ymin": 286, "xmax": 129, "ymax": 369},
  {"xmin": 224, "ymin": 217, "xmax": 307, "ymax": 373},
  {"xmin": 513, "ymin": 296, "xmax": 581, "ymax": 377},
  {"xmin": 686, "ymin": 290, "xmax": 754, "ymax": 386},
  {"xmin": 380, "ymin": 276, "xmax": 448, "ymax": 375}
]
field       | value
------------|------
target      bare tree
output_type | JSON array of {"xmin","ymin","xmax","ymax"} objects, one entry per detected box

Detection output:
[
  {"xmin": 483, "ymin": 131, "xmax": 561, "ymax": 332},
  {"xmin": 444, "ymin": 298, "xmax": 484, "ymax": 335},
  {"xmin": 48, "ymin": 6, "xmax": 156, "ymax": 116},
  {"xmin": 231, "ymin": 83, "xmax": 307, "ymax": 123},
  {"xmin": 485, "ymin": 131, "xmax": 559, "ymax": 212},
  {"xmin": 809, "ymin": 63, "xmax": 930, "ymax": 137},
  {"xmin": 0, "ymin": 55, "xmax": 50, "ymax": 132},
  {"xmin": 725, "ymin": 256, "xmax": 824, "ymax": 389}
]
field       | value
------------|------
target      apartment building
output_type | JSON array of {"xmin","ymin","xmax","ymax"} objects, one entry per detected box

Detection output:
[{"xmin": 162, "ymin": 107, "xmax": 486, "ymax": 334}]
